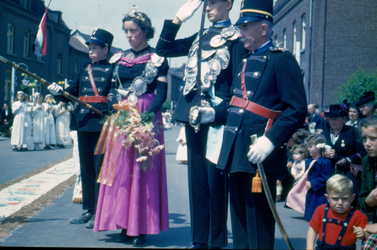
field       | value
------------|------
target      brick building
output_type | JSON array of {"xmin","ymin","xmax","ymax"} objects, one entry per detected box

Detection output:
[
  {"xmin": 0, "ymin": 0, "xmax": 183, "ymax": 107},
  {"xmin": 0, "ymin": 0, "xmax": 71, "ymax": 104},
  {"xmin": 272, "ymin": 0, "xmax": 377, "ymax": 108}
]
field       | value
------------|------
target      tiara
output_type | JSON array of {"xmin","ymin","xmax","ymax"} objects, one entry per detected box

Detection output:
[{"xmin": 127, "ymin": 5, "xmax": 145, "ymax": 22}]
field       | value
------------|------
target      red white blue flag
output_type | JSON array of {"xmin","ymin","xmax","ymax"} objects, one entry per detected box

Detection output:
[{"xmin": 34, "ymin": 0, "xmax": 51, "ymax": 57}]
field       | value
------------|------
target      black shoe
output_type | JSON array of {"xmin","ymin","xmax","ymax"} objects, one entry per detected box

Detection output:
[
  {"xmin": 133, "ymin": 234, "xmax": 146, "ymax": 245},
  {"xmin": 12, "ymin": 146, "xmax": 18, "ymax": 151},
  {"xmin": 44, "ymin": 145, "xmax": 51, "ymax": 150},
  {"xmin": 58, "ymin": 144, "xmax": 65, "ymax": 148},
  {"xmin": 115, "ymin": 229, "xmax": 133, "ymax": 243},
  {"xmin": 85, "ymin": 214, "xmax": 95, "ymax": 228},
  {"xmin": 69, "ymin": 211, "xmax": 94, "ymax": 224},
  {"xmin": 188, "ymin": 243, "xmax": 208, "ymax": 249}
]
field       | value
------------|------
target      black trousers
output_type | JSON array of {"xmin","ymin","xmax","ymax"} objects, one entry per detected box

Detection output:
[
  {"xmin": 230, "ymin": 172, "xmax": 277, "ymax": 249},
  {"xmin": 185, "ymin": 124, "xmax": 228, "ymax": 247},
  {"xmin": 77, "ymin": 131, "xmax": 104, "ymax": 212}
]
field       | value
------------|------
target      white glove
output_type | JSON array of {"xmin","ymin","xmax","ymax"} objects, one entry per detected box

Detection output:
[
  {"xmin": 247, "ymin": 136, "xmax": 275, "ymax": 164},
  {"xmin": 176, "ymin": 0, "xmax": 202, "ymax": 23},
  {"xmin": 190, "ymin": 107, "xmax": 215, "ymax": 124},
  {"xmin": 47, "ymin": 82, "xmax": 62, "ymax": 96}
]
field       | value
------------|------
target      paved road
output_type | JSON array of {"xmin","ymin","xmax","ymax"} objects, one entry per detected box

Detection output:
[{"xmin": 0, "ymin": 126, "xmax": 310, "ymax": 249}]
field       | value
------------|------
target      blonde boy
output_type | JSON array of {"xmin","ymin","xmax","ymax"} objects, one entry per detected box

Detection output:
[{"xmin": 307, "ymin": 174, "xmax": 368, "ymax": 249}]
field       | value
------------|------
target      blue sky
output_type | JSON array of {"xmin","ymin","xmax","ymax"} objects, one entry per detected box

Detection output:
[{"xmin": 49, "ymin": 0, "xmax": 242, "ymax": 68}]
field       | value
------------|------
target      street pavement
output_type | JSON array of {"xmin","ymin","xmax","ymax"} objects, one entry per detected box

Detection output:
[{"xmin": 0, "ymin": 126, "xmax": 311, "ymax": 249}]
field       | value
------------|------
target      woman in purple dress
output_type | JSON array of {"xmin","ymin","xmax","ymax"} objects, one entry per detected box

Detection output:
[{"xmin": 93, "ymin": 6, "xmax": 169, "ymax": 245}]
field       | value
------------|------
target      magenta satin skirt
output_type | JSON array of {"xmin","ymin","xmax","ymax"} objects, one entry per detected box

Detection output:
[{"xmin": 93, "ymin": 93, "xmax": 169, "ymax": 236}]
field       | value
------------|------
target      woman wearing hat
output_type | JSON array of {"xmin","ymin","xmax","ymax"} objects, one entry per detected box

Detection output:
[
  {"xmin": 11, "ymin": 91, "xmax": 33, "ymax": 151},
  {"xmin": 42, "ymin": 94, "xmax": 57, "ymax": 149},
  {"xmin": 357, "ymin": 91, "xmax": 377, "ymax": 118},
  {"xmin": 321, "ymin": 104, "xmax": 366, "ymax": 194}
]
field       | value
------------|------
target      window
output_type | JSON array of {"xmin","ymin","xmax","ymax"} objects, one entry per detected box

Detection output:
[
  {"xmin": 23, "ymin": 29, "xmax": 30, "ymax": 57},
  {"xmin": 7, "ymin": 24, "xmax": 14, "ymax": 53},
  {"xmin": 302, "ymin": 14, "xmax": 306, "ymax": 50},
  {"xmin": 293, "ymin": 21, "xmax": 297, "ymax": 54},
  {"xmin": 4, "ymin": 70, "xmax": 12, "ymax": 102},
  {"xmin": 283, "ymin": 29, "xmax": 287, "ymax": 48},
  {"xmin": 57, "ymin": 55, "xmax": 62, "ymax": 75},
  {"xmin": 274, "ymin": 34, "xmax": 278, "ymax": 46}
]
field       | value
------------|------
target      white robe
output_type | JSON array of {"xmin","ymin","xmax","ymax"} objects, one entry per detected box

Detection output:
[
  {"xmin": 11, "ymin": 101, "xmax": 33, "ymax": 149},
  {"xmin": 42, "ymin": 103, "xmax": 57, "ymax": 145},
  {"xmin": 176, "ymin": 126, "xmax": 187, "ymax": 162},
  {"xmin": 54, "ymin": 104, "xmax": 71, "ymax": 145},
  {"xmin": 32, "ymin": 103, "xmax": 45, "ymax": 144}
]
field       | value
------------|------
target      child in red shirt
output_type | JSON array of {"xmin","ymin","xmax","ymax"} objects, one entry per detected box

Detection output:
[{"xmin": 307, "ymin": 174, "xmax": 368, "ymax": 249}]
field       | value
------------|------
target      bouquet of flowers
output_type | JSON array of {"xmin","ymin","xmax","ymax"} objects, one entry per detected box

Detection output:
[
  {"xmin": 21, "ymin": 73, "xmax": 38, "ymax": 89},
  {"xmin": 113, "ymin": 100, "xmax": 164, "ymax": 170}
]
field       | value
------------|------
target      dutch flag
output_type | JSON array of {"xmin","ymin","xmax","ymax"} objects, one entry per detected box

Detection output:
[{"xmin": 34, "ymin": 0, "xmax": 51, "ymax": 57}]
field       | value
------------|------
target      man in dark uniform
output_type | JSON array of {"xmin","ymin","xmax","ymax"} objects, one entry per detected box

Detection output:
[
  {"xmin": 156, "ymin": 0, "xmax": 246, "ymax": 248},
  {"xmin": 48, "ymin": 28, "xmax": 114, "ymax": 229},
  {"xmin": 191, "ymin": 0, "xmax": 307, "ymax": 248},
  {"xmin": 0, "ymin": 101, "xmax": 13, "ymax": 137}
]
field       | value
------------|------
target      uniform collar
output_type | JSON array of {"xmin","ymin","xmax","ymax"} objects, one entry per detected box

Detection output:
[
  {"xmin": 92, "ymin": 59, "xmax": 108, "ymax": 65},
  {"xmin": 252, "ymin": 39, "xmax": 274, "ymax": 55},
  {"xmin": 213, "ymin": 19, "xmax": 231, "ymax": 27}
]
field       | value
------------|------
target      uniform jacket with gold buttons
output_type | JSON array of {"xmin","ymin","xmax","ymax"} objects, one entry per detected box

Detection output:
[
  {"xmin": 213, "ymin": 46, "xmax": 307, "ymax": 174},
  {"xmin": 56, "ymin": 59, "xmax": 113, "ymax": 132}
]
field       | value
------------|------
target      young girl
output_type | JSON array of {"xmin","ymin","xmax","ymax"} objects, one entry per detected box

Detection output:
[
  {"xmin": 11, "ymin": 91, "xmax": 33, "ymax": 151},
  {"xmin": 42, "ymin": 94, "xmax": 57, "ymax": 149},
  {"xmin": 304, "ymin": 133, "xmax": 332, "ymax": 220},
  {"xmin": 176, "ymin": 123, "xmax": 187, "ymax": 164},
  {"xmin": 32, "ymin": 93, "xmax": 45, "ymax": 150},
  {"xmin": 54, "ymin": 102, "xmax": 72, "ymax": 148},
  {"xmin": 290, "ymin": 144, "xmax": 310, "ymax": 183}
]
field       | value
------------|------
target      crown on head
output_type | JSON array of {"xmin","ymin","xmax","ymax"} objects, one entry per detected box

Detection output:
[{"xmin": 127, "ymin": 5, "xmax": 145, "ymax": 22}]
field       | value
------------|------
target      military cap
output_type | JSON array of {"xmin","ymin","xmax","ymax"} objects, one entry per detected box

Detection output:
[
  {"xmin": 85, "ymin": 28, "xmax": 114, "ymax": 50},
  {"xmin": 236, "ymin": 0, "xmax": 273, "ymax": 25}
]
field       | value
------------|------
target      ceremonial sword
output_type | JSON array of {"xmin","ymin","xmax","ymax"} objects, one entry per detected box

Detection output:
[
  {"xmin": 251, "ymin": 134, "xmax": 294, "ymax": 250},
  {"xmin": 0, "ymin": 55, "xmax": 105, "ymax": 118},
  {"xmin": 189, "ymin": 0, "xmax": 208, "ymax": 133}
]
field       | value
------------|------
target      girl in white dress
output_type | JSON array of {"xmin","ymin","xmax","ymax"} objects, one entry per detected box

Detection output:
[
  {"xmin": 176, "ymin": 123, "xmax": 187, "ymax": 164},
  {"xmin": 42, "ymin": 94, "xmax": 57, "ymax": 149},
  {"xmin": 54, "ymin": 101, "xmax": 72, "ymax": 148},
  {"xmin": 32, "ymin": 93, "xmax": 45, "ymax": 150},
  {"xmin": 11, "ymin": 91, "xmax": 33, "ymax": 151}
]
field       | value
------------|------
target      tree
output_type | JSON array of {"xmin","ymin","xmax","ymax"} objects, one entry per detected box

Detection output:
[{"xmin": 336, "ymin": 68, "xmax": 377, "ymax": 104}]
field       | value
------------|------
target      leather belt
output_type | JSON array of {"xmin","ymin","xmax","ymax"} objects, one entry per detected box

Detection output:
[
  {"xmin": 230, "ymin": 96, "xmax": 281, "ymax": 120},
  {"xmin": 79, "ymin": 96, "xmax": 108, "ymax": 103}
]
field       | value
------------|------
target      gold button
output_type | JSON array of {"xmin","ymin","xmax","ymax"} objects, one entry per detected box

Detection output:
[
  {"xmin": 253, "ymin": 72, "xmax": 258, "ymax": 77},
  {"xmin": 239, "ymin": 109, "xmax": 244, "ymax": 113},
  {"xmin": 247, "ymin": 91, "xmax": 251, "ymax": 96},
  {"xmin": 234, "ymin": 128, "xmax": 238, "ymax": 132},
  {"xmin": 233, "ymin": 89, "xmax": 236, "ymax": 94},
  {"xmin": 83, "ymin": 88, "xmax": 87, "ymax": 90},
  {"xmin": 105, "ymin": 68, "xmax": 109, "ymax": 72},
  {"xmin": 238, "ymin": 73, "xmax": 241, "ymax": 77}
]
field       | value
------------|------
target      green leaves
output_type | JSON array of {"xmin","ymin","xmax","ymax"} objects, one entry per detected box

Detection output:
[{"xmin": 336, "ymin": 68, "xmax": 377, "ymax": 104}]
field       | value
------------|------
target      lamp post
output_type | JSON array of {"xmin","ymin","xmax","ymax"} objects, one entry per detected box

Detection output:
[{"xmin": 11, "ymin": 63, "xmax": 29, "ymax": 104}]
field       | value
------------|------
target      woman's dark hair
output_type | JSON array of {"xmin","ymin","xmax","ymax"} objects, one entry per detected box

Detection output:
[
  {"xmin": 122, "ymin": 12, "xmax": 154, "ymax": 41},
  {"xmin": 348, "ymin": 103, "xmax": 360, "ymax": 116},
  {"xmin": 290, "ymin": 143, "xmax": 310, "ymax": 159}
]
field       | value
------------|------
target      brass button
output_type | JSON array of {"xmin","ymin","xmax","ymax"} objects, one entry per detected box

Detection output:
[
  {"xmin": 105, "ymin": 68, "xmax": 109, "ymax": 72},
  {"xmin": 253, "ymin": 72, "xmax": 259, "ymax": 77},
  {"xmin": 247, "ymin": 91, "xmax": 251, "ymax": 96},
  {"xmin": 239, "ymin": 109, "xmax": 244, "ymax": 113},
  {"xmin": 234, "ymin": 128, "xmax": 238, "ymax": 132},
  {"xmin": 238, "ymin": 73, "xmax": 241, "ymax": 77},
  {"xmin": 101, "ymin": 77, "xmax": 105, "ymax": 82},
  {"xmin": 83, "ymin": 88, "xmax": 87, "ymax": 91},
  {"xmin": 233, "ymin": 89, "xmax": 236, "ymax": 94}
]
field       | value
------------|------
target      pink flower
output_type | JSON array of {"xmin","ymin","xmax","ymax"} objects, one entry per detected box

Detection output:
[{"xmin": 136, "ymin": 156, "xmax": 148, "ymax": 162}]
